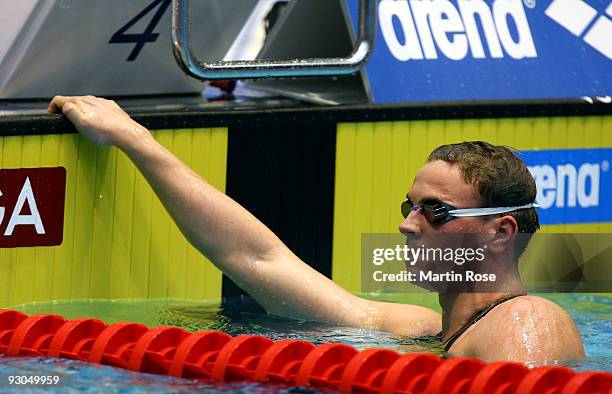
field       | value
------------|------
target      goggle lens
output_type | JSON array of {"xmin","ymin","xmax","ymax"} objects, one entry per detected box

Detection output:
[{"xmin": 401, "ymin": 200, "xmax": 452, "ymax": 224}]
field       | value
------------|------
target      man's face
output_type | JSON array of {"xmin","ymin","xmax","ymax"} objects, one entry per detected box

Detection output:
[
  {"xmin": 401, "ymin": 160, "xmax": 495, "ymax": 291},
  {"xmin": 401, "ymin": 160, "xmax": 520, "ymax": 292},
  {"xmin": 400, "ymin": 160, "xmax": 488, "ymax": 234}
]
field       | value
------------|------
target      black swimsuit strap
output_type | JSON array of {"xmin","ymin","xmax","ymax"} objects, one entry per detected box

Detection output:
[{"xmin": 443, "ymin": 294, "xmax": 525, "ymax": 352}]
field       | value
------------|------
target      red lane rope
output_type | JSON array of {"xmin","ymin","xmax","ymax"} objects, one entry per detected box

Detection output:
[{"xmin": 0, "ymin": 310, "xmax": 610, "ymax": 393}]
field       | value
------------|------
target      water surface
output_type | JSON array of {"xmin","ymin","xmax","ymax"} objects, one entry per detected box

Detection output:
[{"xmin": 1, "ymin": 293, "xmax": 609, "ymax": 393}]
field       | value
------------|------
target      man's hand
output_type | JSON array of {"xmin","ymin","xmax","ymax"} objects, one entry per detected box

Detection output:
[{"xmin": 48, "ymin": 95, "xmax": 147, "ymax": 148}]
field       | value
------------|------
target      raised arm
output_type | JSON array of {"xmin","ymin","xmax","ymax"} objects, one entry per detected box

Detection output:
[{"xmin": 48, "ymin": 96, "xmax": 440, "ymax": 335}]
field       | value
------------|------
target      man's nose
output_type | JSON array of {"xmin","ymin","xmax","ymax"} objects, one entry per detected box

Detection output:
[{"xmin": 399, "ymin": 209, "xmax": 422, "ymax": 234}]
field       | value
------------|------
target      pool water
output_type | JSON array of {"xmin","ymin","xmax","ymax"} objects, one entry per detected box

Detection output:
[{"xmin": 1, "ymin": 294, "xmax": 610, "ymax": 393}]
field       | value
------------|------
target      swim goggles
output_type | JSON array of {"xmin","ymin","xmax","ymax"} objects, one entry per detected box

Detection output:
[{"xmin": 401, "ymin": 200, "xmax": 539, "ymax": 224}]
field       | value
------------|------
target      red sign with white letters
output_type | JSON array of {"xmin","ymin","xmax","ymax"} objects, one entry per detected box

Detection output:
[{"xmin": 0, "ymin": 167, "xmax": 66, "ymax": 248}]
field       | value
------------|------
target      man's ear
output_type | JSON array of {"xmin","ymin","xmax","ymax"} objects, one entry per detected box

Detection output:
[{"xmin": 488, "ymin": 215, "xmax": 519, "ymax": 254}]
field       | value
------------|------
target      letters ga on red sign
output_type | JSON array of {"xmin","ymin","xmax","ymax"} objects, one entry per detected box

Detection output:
[{"xmin": 0, "ymin": 167, "xmax": 66, "ymax": 248}]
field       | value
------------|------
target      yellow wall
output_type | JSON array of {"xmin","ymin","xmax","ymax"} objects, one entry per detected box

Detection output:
[
  {"xmin": 0, "ymin": 128, "xmax": 227, "ymax": 307},
  {"xmin": 2, "ymin": 116, "xmax": 610, "ymax": 306},
  {"xmin": 333, "ymin": 116, "xmax": 612, "ymax": 292}
]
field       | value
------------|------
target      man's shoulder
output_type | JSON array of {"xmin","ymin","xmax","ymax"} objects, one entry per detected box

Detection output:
[
  {"xmin": 487, "ymin": 295, "xmax": 567, "ymax": 318},
  {"xmin": 452, "ymin": 295, "xmax": 585, "ymax": 362}
]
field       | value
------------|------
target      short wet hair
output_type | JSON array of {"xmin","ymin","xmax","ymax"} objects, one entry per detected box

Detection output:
[{"xmin": 428, "ymin": 141, "xmax": 539, "ymax": 256}]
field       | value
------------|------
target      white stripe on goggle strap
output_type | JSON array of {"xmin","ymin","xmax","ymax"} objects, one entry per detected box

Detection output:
[{"xmin": 447, "ymin": 203, "xmax": 540, "ymax": 218}]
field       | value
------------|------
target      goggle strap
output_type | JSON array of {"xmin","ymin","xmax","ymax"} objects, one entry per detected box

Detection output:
[{"xmin": 448, "ymin": 203, "xmax": 540, "ymax": 217}]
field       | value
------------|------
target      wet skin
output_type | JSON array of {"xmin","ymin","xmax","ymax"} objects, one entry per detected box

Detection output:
[
  {"xmin": 401, "ymin": 161, "xmax": 584, "ymax": 361},
  {"xmin": 48, "ymin": 96, "xmax": 585, "ymax": 363}
]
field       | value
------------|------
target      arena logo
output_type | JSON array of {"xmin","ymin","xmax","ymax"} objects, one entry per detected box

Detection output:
[
  {"xmin": 545, "ymin": 0, "xmax": 612, "ymax": 59},
  {"xmin": 520, "ymin": 148, "xmax": 611, "ymax": 225},
  {"xmin": 0, "ymin": 168, "xmax": 66, "ymax": 248},
  {"xmin": 528, "ymin": 163, "xmax": 601, "ymax": 209},
  {"xmin": 378, "ymin": 0, "xmax": 538, "ymax": 61}
]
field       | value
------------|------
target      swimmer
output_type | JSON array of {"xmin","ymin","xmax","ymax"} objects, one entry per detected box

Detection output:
[{"xmin": 48, "ymin": 95, "xmax": 584, "ymax": 363}]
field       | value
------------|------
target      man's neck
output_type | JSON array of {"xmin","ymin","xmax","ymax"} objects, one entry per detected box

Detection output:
[{"xmin": 439, "ymin": 276, "xmax": 526, "ymax": 343}]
